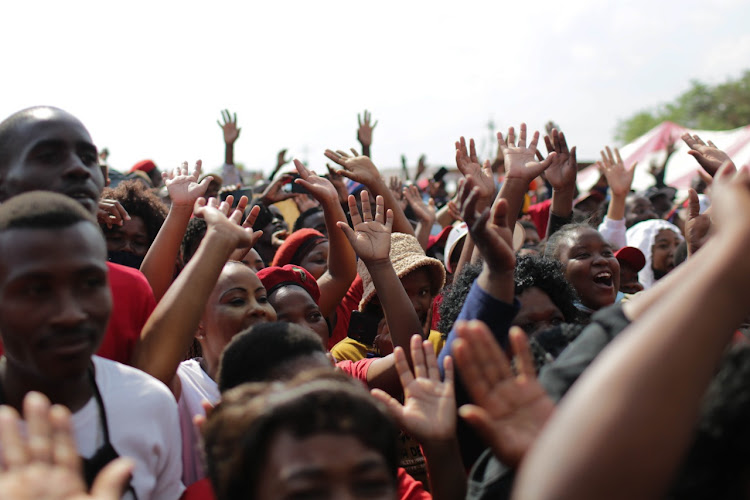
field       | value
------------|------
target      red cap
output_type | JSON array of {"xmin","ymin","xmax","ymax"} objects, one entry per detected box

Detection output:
[
  {"xmin": 271, "ymin": 229, "xmax": 326, "ymax": 267},
  {"xmin": 257, "ymin": 265, "xmax": 320, "ymax": 304},
  {"xmin": 129, "ymin": 159, "xmax": 156, "ymax": 174},
  {"xmin": 615, "ymin": 246, "xmax": 646, "ymax": 272},
  {"xmin": 427, "ymin": 225, "xmax": 453, "ymax": 251}
]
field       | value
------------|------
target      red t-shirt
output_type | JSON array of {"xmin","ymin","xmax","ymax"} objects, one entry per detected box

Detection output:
[
  {"xmin": 335, "ymin": 357, "xmax": 376, "ymax": 384},
  {"xmin": 181, "ymin": 468, "xmax": 430, "ymax": 500},
  {"xmin": 328, "ymin": 275, "xmax": 364, "ymax": 350},
  {"xmin": 0, "ymin": 262, "xmax": 156, "ymax": 365}
]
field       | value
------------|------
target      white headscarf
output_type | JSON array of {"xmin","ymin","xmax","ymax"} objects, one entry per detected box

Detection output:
[{"xmin": 625, "ymin": 219, "xmax": 684, "ymax": 290}]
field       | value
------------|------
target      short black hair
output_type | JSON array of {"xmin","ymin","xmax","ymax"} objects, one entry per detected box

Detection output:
[
  {"xmin": 544, "ymin": 222, "xmax": 592, "ymax": 260},
  {"xmin": 293, "ymin": 206, "xmax": 323, "ymax": 233},
  {"xmin": 101, "ymin": 180, "xmax": 167, "ymax": 244},
  {"xmin": 204, "ymin": 372, "xmax": 399, "ymax": 500},
  {"xmin": 515, "ymin": 254, "xmax": 580, "ymax": 324},
  {"xmin": 217, "ymin": 322, "xmax": 327, "ymax": 392},
  {"xmin": 0, "ymin": 191, "xmax": 97, "ymax": 231}
]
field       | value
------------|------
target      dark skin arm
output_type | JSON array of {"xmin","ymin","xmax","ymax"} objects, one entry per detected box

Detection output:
[
  {"xmin": 217, "ymin": 109, "xmax": 240, "ymax": 166},
  {"xmin": 325, "ymin": 149, "xmax": 415, "ymax": 237},
  {"xmin": 337, "ymin": 192, "xmax": 423, "ymax": 394}
]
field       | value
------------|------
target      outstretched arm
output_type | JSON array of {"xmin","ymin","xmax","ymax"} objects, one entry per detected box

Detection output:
[
  {"xmin": 337, "ymin": 192, "xmax": 422, "ymax": 392},
  {"xmin": 356, "ymin": 109, "xmax": 377, "ymax": 158},
  {"xmin": 372, "ymin": 335, "xmax": 466, "ymax": 500},
  {"xmin": 682, "ymin": 133, "xmax": 735, "ymax": 177},
  {"xmin": 597, "ymin": 146, "xmax": 636, "ymax": 249},
  {"xmin": 514, "ymin": 164, "xmax": 750, "ymax": 500},
  {"xmin": 542, "ymin": 129, "xmax": 577, "ymax": 238},
  {"xmin": 325, "ymin": 149, "xmax": 415, "ymax": 236},
  {"xmin": 139, "ymin": 161, "xmax": 212, "ymax": 302},
  {"xmin": 133, "ymin": 199, "xmax": 261, "ymax": 395},
  {"xmin": 403, "ymin": 184, "xmax": 437, "ymax": 250},
  {"xmin": 497, "ymin": 123, "xmax": 557, "ymax": 231},
  {"xmin": 294, "ymin": 160, "xmax": 357, "ymax": 317}
]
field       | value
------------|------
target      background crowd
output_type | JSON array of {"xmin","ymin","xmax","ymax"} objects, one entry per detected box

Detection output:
[{"xmin": 0, "ymin": 104, "xmax": 747, "ymax": 500}]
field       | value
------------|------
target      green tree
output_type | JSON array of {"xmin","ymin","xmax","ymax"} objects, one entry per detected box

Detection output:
[{"xmin": 615, "ymin": 70, "xmax": 750, "ymax": 143}]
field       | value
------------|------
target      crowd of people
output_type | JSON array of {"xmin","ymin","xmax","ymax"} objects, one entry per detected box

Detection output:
[{"xmin": 0, "ymin": 104, "xmax": 746, "ymax": 499}]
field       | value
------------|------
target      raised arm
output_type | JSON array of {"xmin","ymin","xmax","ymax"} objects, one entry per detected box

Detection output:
[
  {"xmin": 133, "ymin": 198, "xmax": 261, "ymax": 394},
  {"xmin": 403, "ymin": 184, "xmax": 437, "ymax": 250},
  {"xmin": 597, "ymin": 146, "xmax": 635, "ymax": 249},
  {"xmin": 218, "ymin": 109, "xmax": 242, "ymax": 185},
  {"xmin": 372, "ymin": 335, "xmax": 466, "ymax": 500},
  {"xmin": 542, "ymin": 129, "xmax": 577, "ymax": 238},
  {"xmin": 514, "ymin": 163, "xmax": 750, "ymax": 500},
  {"xmin": 497, "ymin": 123, "xmax": 557, "ymax": 230},
  {"xmin": 682, "ymin": 133, "xmax": 736, "ymax": 177},
  {"xmin": 325, "ymin": 149, "xmax": 415, "ymax": 236},
  {"xmin": 356, "ymin": 109, "xmax": 377, "ymax": 158},
  {"xmin": 294, "ymin": 160, "xmax": 357, "ymax": 317},
  {"xmin": 139, "ymin": 161, "xmax": 212, "ymax": 301}
]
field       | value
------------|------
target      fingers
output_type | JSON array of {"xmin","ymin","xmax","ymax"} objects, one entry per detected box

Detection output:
[
  {"xmin": 324, "ymin": 149, "xmax": 346, "ymax": 167},
  {"xmin": 49, "ymin": 405, "xmax": 80, "ymax": 474},
  {"xmin": 469, "ymin": 138, "xmax": 478, "ymax": 164},
  {"xmin": 235, "ymin": 195, "xmax": 249, "ymax": 215},
  {"xmin": 518, "ymin": 123, "xmax": 527, "ymax": 148},
  {"xmin": 370, "ymin": 388, "xmax": 406, "ymax": 424},
  {"xmin": 455, "ymin": 320, "xmax": 513, "ymax": 393},
  {"xmin": 294, "ymin": 159, "xmax": 310, "ymax": 179},
  {"xmin": 347, "ymin": 194, "xmax": 362, "ymax": 226},
  {"xmin": 385, "ymin": 208, "xmax": 394, "ymax": 232},
  {"xmin": 687, "ymin": 188, "xmax": 701, "ymax": 219},
  {"xmin": 509, "ymin": 327, "xmax": 535, "ymax": 379},
  {"xmin": 89, "ymin": 457, "xmax": 136, "ymax": 500},
  {"xmin": 192, "ymin": 159, "xmax": 203, "ymax": 179},
  {"xmin": 394, "ymin": 345, "xmax": 416, "ymax": 388},
  {"xmin": 25, "ymin": 392, "xmax": 53, "ymax": 464},
  {"xmin": 0, "ymin": 405, "xmax": 27, "ymax": 470},
  {"xmin": 508, "ymin": 127, "xmax": 516, "ymax": 147},
  {"xmin": 373, "ymin": 194, "xmax": 386, "ymax": 225},
  {"xmin": 361, "ymin": 190, "xmax": 373, "ymax": 223},
  {"xmin": 528, "ymin": 130, "xmax": 540, "ymax": 152},
  {"xmin": 411, "ymin": 335, "xmax": 428, "ymax": 379}
]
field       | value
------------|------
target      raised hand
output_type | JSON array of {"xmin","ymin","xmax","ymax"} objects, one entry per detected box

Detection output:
[
  {"xmin": 294, "ymin": 159, "xmax": 338, "ymax": 206},
  {"xmin": 455, "ymin": 136, "xmax": 496, "ymax": 209},
  {"xmin": 416, "ymin": 154, "xmax": 428, "ymax": 180},
  {"xmin": 498, "ymin": 123, "xmax": 557, "ymax": 183},
  {"xmin": 97, "ymin": 199, "xmax": 130, "ymax": 229},
  {"xmin": 682, "ymin": 133, "xmax": 735, "ymax": 177},
  {"xmin": 324, "ymin": 149, "xmax": 381, "ymax": 188},
  {"xmin": 597, "ymin": 146, "xmax": 636, "ymax": 197},
  {"xmin": 325, "ymin": 164, "xmax": 350, "ymax": 205},
  {"xmin": 0, "ymin": 392, "xmax": 135, "ymax": 500},
  {"xmin": 258, "ymin": 173, "xmax": 300, "ymax": 205},
  {"xmin": 685, "ymin": 188, "xmax": 711, "ymax": 256},
  {"xmin": 357, "ymin": 109, "xmax": 378, "ymax": 148},
  {"xmin": 371, "ymin": 334, "xmax": 456, "ymax": 444},
  {"xmin": 217, "ymin": 109, "xmax": 241, "ymax": 144},
  {"xmin": 388, "ymin": 176, "xmax": 407, "ymax": 211},
  {"xmin": 164, "ymin": 160, "xmax": 212, "ymax": 207},
  {"xmin": 194, "ymin": 197, "xmax": 261, "ymax": 253},
  {"xmin": 453, "ymin": 322, "xmax": 555, "ymax": 468},
  {"xmin": 276, "ymin": 149, "xmax": 291, "ymax": 170},
  {"xmin": 336, "ymin": 191, "xmax": 393, "ymax": 264},
  {"xmin": 403, "ymin": 184, "xmax": 436, "ymax": 224},
  {"xmin": 456, "ymin": 177, "xmax": 515, "ymax": 275},
  {"xmin": 543, "ymin": 129, "xmax": 578, "ymax": 192}
]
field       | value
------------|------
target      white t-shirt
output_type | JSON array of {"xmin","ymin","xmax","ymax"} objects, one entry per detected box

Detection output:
[
  {"xmin": 176, "ymin": 358, "xmax": 220, "ymax": 486},
  {"xmin": 73, "ymin": 356, "xmax": 184, "ymax": 500}
]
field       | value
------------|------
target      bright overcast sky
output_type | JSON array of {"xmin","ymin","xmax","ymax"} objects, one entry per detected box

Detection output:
[{"xmin": 2, "ymin": 0, "xmax": 749, "ymax": 176}]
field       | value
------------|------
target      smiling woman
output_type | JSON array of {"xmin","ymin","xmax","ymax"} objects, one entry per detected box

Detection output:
[{"xmin": 545, "ymin": 223, "xmax": 620, "ymax": 314}]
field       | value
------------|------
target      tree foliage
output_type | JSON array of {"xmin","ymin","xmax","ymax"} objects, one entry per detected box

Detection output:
[{"xmin": 616, "ymin": 71, "xmax": 750, "ymax": 143}]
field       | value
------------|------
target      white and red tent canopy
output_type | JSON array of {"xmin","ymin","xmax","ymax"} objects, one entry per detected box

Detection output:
[{"xmin": 576, "ymin": 121, "xmax": 750, "ymax": 194}]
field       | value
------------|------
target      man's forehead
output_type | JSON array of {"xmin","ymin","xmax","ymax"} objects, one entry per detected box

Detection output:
[
  {"xmin": 2, "ymin": 108, "xmax": 93, "ymax": 152},
  {"xmin": 0, "ymin": 224, "xmax": 107, "ymax": 271}
]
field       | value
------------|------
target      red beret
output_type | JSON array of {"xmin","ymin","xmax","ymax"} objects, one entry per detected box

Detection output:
[
  {"xmin": 129, "ymin": 159, "xmax": 157, "ymax": 174},
  {"xmin": 272, "ymin": 228, "xmax": 327, "ymax": 267},
  {"xmin": 257, "ymin": 265, "xmax": 320, "ymax": 304}
]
